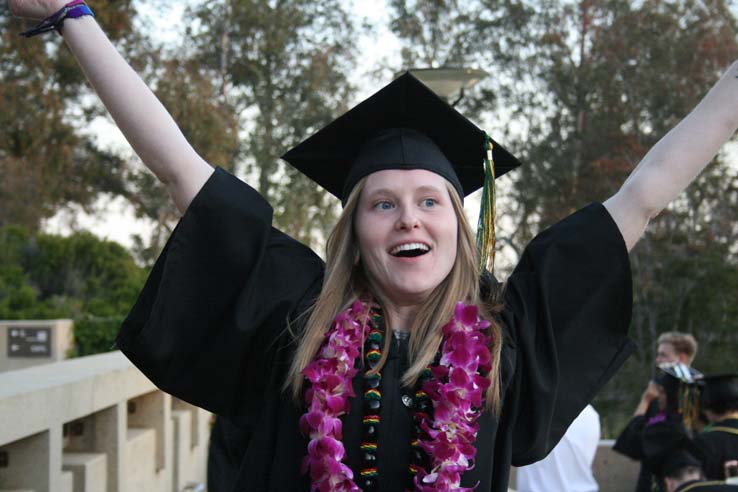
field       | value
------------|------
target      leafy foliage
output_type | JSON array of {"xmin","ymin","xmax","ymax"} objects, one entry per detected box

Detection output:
[
  {"xmin": 109, "ymin": 0, "xmax": 362, "ymax": 262},
  {"xmin": 0, "ymin": 225, "xmax": 146, "ymax": 356},
  {"xmin": 502, "ymin": 0, "xmax": 738, "ymax": 436},
  {"xmin": 0, "ymin": 0, "xmax": 146, "ymax": 231},
  {"xmin": 183, "ymin": 0, "xmax": 360, "ymax": 249}
]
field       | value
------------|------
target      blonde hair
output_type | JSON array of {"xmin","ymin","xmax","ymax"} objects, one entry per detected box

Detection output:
[
  {"xmin": 657, "ymin": 332, "xmax": 698, "ymax": 364},
  {"xmin": 286, "ymin": 177, "xmax": 503, "ymax": 411}
]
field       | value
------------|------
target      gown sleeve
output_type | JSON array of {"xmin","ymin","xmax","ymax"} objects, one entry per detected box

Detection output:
[
  {"xmin": 503, "ymin": 202, "xmax": 636, "ymax": 465},
  {"xmin": 694, "ymin": 432, "xmax": 724, "ymax": 480},
  {"xmin": 115, "ymin": 168, "xmax": 325, "ymax": 420},
  {"xmin": 613, "ymin": 415, "xmax": 648, "ymax": 460}
]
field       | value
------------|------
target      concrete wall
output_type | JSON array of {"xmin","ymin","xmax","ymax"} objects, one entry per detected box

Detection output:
[{"xmin": 0, "ymin": 352, "xmax": 208, "ymax": 492}]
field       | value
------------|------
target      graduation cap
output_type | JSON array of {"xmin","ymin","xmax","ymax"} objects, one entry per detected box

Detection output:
[
  {"xmin": 642, "ymin": 421, "xmax": 704, "ymax": 478},
  {"xmin": 281, "ymin": 71, "xmax": 522, "ymax": 271},
  {"xmin": 654, "ymin": 363, "xmax": 704, "ymax": 430},
  {"xmin": 655, "ymin": 363, "xmax": 703, "ymax": 386},
  {"xmin": 282, "ymin": 72, "xmax": 520, "ymax": 202},
  {"xmin": 701, "ymin": 374, "xmax": 738, "ymax": 411}
]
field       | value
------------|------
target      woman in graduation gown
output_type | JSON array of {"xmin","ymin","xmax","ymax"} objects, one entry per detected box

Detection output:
[
  {"xmin": 10, "ymin": 1, "xmax": 738, "ymax": 491},
  {"xmin": 614, "ymin": 364, "xmax": 703, "ymax": 492}
]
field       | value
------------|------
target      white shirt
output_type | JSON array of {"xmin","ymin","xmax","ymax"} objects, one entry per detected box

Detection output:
[{"xmin": 516, "ymin": 404, "xmax": 601, "ymax": 492}]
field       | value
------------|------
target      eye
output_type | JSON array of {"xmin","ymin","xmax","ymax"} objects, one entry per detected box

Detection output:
[
  {"xmin": 421, "ymin": 198, "xmax": 437, "ymax": 208},
  {"xmin": 374, "ymin": 200, "xmax": 394, "ymax": 211}
]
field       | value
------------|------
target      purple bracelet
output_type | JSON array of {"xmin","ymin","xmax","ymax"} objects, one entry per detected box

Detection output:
[{"xmin": 20, "ymin": 0, "xmax": 95, "ymax": 38}]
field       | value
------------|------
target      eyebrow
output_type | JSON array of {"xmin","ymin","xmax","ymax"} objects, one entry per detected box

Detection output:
[{"xmin": 366, "ymin": 185, "xmax": 445, "ymax": 196}]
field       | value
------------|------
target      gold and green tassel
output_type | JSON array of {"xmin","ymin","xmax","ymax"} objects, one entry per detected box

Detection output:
[{"xmin": 476, "ymin": 133, "xmax": 497, "ymax": 273}]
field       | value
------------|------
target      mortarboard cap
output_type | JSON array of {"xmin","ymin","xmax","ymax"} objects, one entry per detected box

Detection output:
[
  {"xmin": 655, "ymin": 363, "xmax": 703, "ymax": 387},
  {"xmin": 642, "ymin": 422, "xmax": 704, "ymax": 478},
  {"xmin": 281, "ymin": 72, "xmax": 521, "ymax": 204},
  {"xmin": 701, "ymin": 374, "xmax": 738, "ymax": 411},
  {"xmin": 654, "ymin": 363, "xmax": 703, "ymax": 429}
]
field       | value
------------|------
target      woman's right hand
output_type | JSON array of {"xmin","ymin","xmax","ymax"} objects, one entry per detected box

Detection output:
[{"xmin": 9, "ymin": 0, "xmax": 67, "ymax": 20}]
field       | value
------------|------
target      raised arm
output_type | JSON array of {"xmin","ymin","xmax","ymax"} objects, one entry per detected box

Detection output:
[
  {"xmin": 10, "ymin": 0, "xmax": 214, "ymax": 214},
  {"xmin": 604, "ymin": 60, "xmax": 738, "ymax": 251}
]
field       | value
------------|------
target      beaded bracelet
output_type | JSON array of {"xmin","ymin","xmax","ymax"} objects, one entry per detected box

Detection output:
[{"xmin": 20, "ymin": 0, "xmax": 95, "ymax": 38}]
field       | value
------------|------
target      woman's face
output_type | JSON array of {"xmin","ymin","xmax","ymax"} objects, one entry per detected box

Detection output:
[{"xmin": 354, "ymin": 169, "xmax": 458, "ymax": 306}]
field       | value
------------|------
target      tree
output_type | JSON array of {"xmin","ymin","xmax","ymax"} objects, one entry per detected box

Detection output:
[
  {"xmin": 112, "ymin": 0, "xmax": 362, "ymax": 261},
  {"xmin": 499, "ymin": 0, "xmax": 738, "ymax": 435},
  {"xmin": 388, "ymin": 0, "xmax": 738, "ymax": 435},
  {"xmin": 179, "ymin": 0, "xmax": 360, "ymax": 250},
  {"xmin": 0, "ymin": 0, "xmax": 149, "ymax": 231}
]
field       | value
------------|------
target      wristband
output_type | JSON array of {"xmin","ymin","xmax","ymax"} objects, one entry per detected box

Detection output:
[{"xmin": 20, "ymin": 0, "xmax": 95, "ymax": 38}]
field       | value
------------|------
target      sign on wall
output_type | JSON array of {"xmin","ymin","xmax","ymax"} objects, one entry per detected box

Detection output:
[{"xmin": 7, "ymin": 327, "xmax": 52, "ymax": 357}]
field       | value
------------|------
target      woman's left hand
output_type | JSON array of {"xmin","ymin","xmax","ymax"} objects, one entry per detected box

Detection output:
[{"xmin": 8, "ymin": 0, "xmax": 67, "ymax": 20}]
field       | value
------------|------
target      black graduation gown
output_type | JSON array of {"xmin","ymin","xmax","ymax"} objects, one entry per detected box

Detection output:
[
  {"xmin": 695, "ymin": 419, "xmax": 738, "ymax": 480},
  {"xmin": 115, "ymin": 168, "xmax": 635, "ymax": 491},
  {"xmin": 614, "ymin": 409, "xmax": 666, "ymax": 492},
  {"xmin": 208, "ymin": 416, "xmax": 251, "ymax": 491},
  {"xmin": 674, "ymin": 480, "xmax": 738, "ymax": 492}
]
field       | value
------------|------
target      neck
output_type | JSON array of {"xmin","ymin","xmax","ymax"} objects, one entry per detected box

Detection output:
[{"xmin": 382, "ymin": 300, "xmax": 421, "ymax": 333}]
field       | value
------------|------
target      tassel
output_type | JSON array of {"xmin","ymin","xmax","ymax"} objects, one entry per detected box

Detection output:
[{"xmin": 476, "ymin": 133, "xmax": 496, "ymax": 273}]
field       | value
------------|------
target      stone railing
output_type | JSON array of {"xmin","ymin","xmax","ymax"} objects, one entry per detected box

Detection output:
[{"xmin": 0, "ymin": 351, "xmax": 209, "ymax": 492}]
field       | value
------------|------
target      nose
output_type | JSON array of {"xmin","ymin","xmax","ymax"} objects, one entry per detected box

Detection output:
[{"xmin": 395, "ymin": 205, "xmax": 420, "ymax": 230}]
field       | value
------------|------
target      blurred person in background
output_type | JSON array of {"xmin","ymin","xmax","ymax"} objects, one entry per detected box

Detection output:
[
  {"xmin": 516, "ymin": 404, "xmax": 601, "ymax": 492},
  {"xmin": 642, "ymin": 421, "xmax": 738, "ymax": 492},
  {"xmin": 615, "ymin": 333, "xmax": 698, "ymax": 492},
  {"xmin": 655, "ymin": 333, "xmax": 699, "ymax": 368},
  {"xmin": 615, "ymin": 364, "xmax": 703, "ymax": 492},
  {"xmin": 695, "ymin": 374, "xmax": 738, "ymax": 480}
]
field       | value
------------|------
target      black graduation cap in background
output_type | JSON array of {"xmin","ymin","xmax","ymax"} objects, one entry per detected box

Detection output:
[
  {"xmin": 654, "ymin": 363, "xmax": 703, "ymax": 429},
  {"xmin": 654, "ymin": 363, "xmax": 703, "ymax": 387},
  {"xmin": 281, "ymin": 71, "xmax": 521, "ymax": 204},
  {"xmin": 701, "ymin": 374, "xmax": 738, "ymax": 410},
  {"xmin": 654, "ymin": 362, "xmax": 703, "ymax": 399},
  {"xmin": 642, "ymin": 422, "xmax": 704, "ymax": 478}
]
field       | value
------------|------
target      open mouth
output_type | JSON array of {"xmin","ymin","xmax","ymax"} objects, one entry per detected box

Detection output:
[{"xmin": 389, "ymin": 242, "xmax": 431, "ymax": 258}]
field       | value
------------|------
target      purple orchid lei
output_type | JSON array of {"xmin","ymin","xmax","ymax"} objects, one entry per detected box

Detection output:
[
  {"xmin": 414, "ymin": 303, "xmax": 491, "ymax": 492},
  {"xmin": 300, "ymin": 300, "xmax": 371, "ymax": 492},
  {"xmin": 300, "ymin": 300, "xmax": 491, "ymax": 492}
]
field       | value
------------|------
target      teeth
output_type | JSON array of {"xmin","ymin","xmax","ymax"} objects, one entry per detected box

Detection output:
[{"xmin": 390, "ymin": 243, "xmax": 430, "ymax": 255}]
